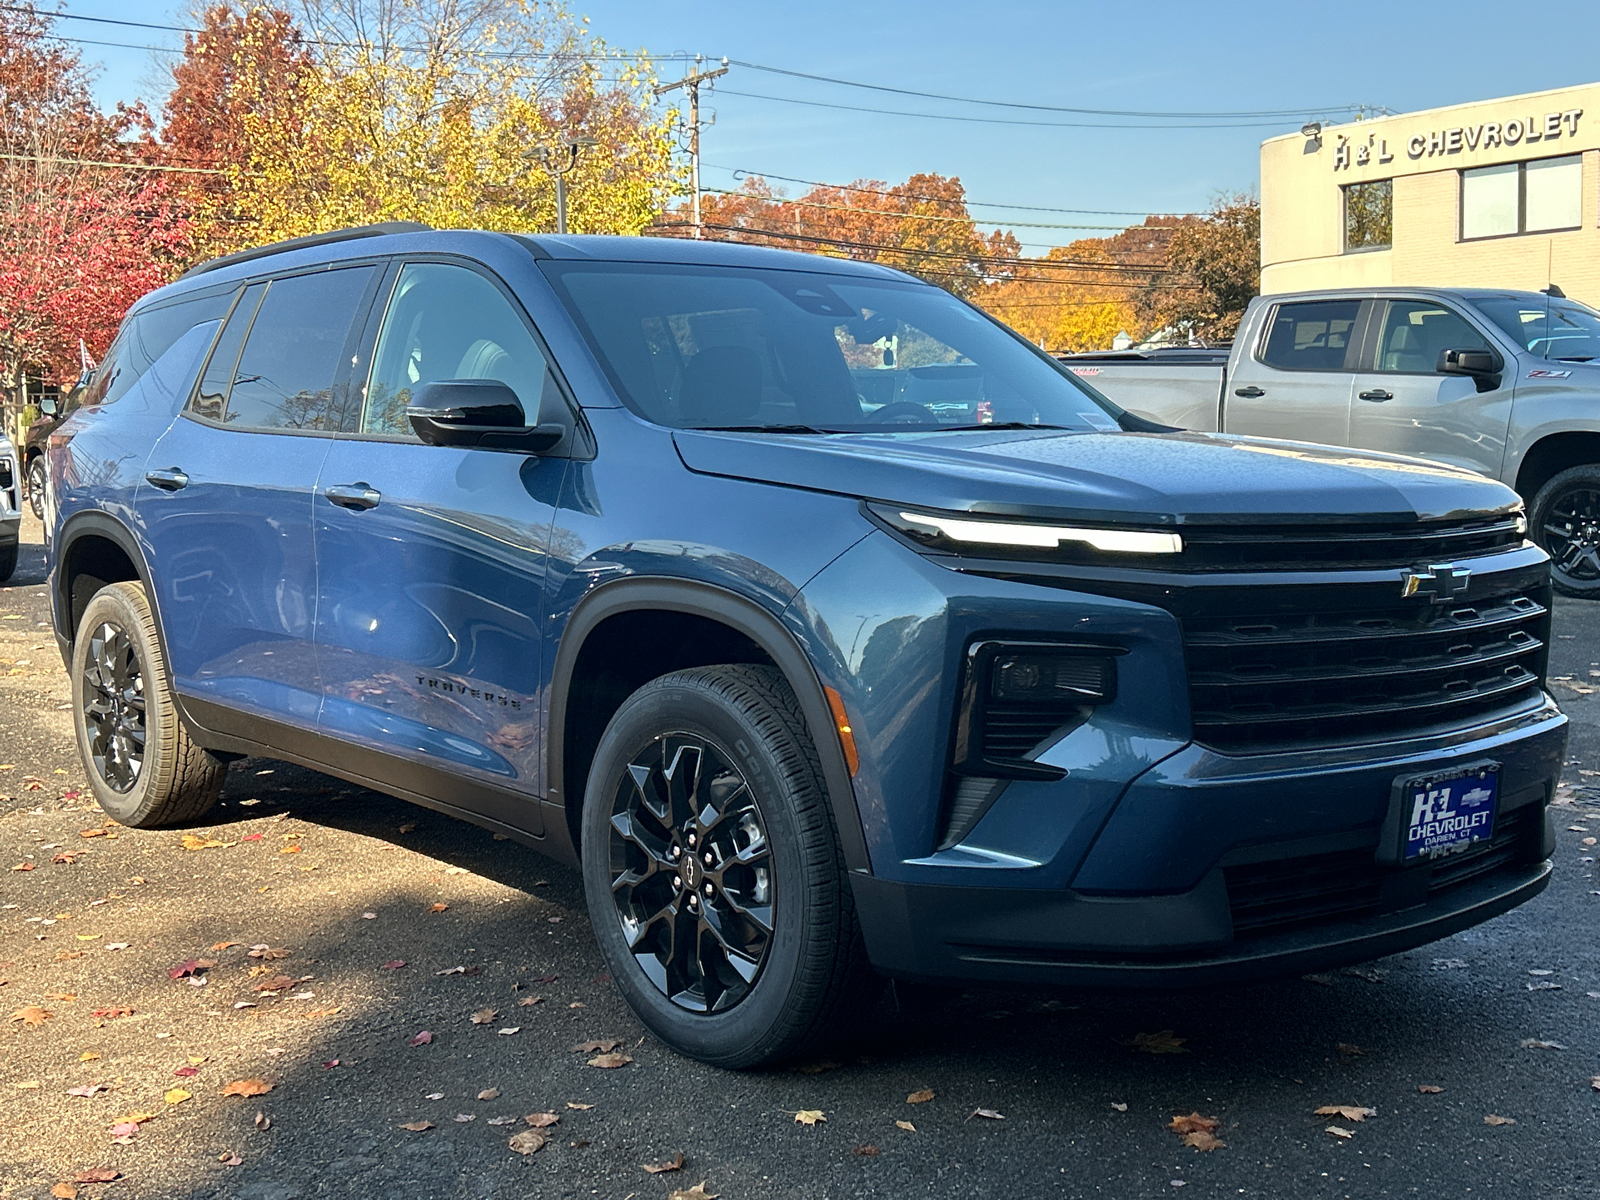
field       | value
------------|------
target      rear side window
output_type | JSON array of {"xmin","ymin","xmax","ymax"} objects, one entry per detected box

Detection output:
[
  {"xmin": 215, "ymin": 267, "xmax": 377, "ymax": 432},
  {"xmin": 1259, "ymin": 300, "xmax": 1363, "ymax": 372},
  {"xmin": 86, "ymin": 288, "xmax": 235, "ymax": 406}
]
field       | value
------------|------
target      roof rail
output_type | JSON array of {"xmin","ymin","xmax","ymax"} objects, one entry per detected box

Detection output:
[{"xmin": 178, "ymin": 221, "xmax": 432, "ymax": 280}]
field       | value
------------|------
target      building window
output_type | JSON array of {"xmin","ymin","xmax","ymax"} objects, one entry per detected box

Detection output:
[
  {"xmin": 1343, "ymin": 179, "xmax": 1392, "ymax": 251},
  {"xmin": 1461, "ymin": 154, "xmax": 1582, "ymax": 240}
]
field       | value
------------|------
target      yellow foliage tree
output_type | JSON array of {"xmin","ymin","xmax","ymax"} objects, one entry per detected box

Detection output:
[{"xmin": 222, "ymin": 0, "xmax": 681, "ymax": 248}]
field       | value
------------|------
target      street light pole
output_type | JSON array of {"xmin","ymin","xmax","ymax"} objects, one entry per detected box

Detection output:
[
  {"xmin": 653, "ymin": 56, "xmax": 728, "ymax": 239},
  {"xmin": 532, "ymin": 137, "xmax": 597, "ymax": 235}
]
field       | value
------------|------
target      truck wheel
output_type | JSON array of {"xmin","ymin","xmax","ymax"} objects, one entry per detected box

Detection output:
[
  {"xmin": 1530, "ymin": 465, "xmax": 1600, "ymax": 598},
  {"xmin": 581, "ymin": 664, "xmax": 877, "ymax": 1068},
  {"xmin": 71, "ymin": 581, "xmax": 227, "ymax": 827},
  {"xmin": 26, "ymin": 455, "xmax": 45, "ymax": 521}
]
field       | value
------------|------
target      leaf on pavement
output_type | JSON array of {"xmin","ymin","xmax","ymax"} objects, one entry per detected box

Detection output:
[
  {"xmin": 90, "ymin": 1007, "xmax": 132, "ymax": 1019},
  {"xmin": 428, "ymin": 903, "xmax": 448, "ymax": 913},
  {"xmin": 66, "ymin": 1084, "xmax": 109, "ymax": 1097},
  {"xmin": 967, "ymin": 1108, "xmax": 1005, "ymax": 1121},
  {"xmin": 211, "ymin": 941, "xmax": 242, "ymax": 951},
  {"xmin": 399, "ymin": 1121, "xmax": 434, "ymax": 1132},
  {"xmin": 253, "ymin": 1111, "xmax": 270, "ymax": 1130},
  {"xmin": 1167, "ymin": 1113, "xmax": 1220, "ymax": 1135},
  {"xmin": 572, "ymin": 1039, "xmax": 622, "ymax": 1053},
  {"xmin": 508, "ymin": 1130, "xmax": 546, "ymax": 1155},
  {"xmin": 669, "ymin": 1183, "xmax": 719, "ymax": 1200},
  {"xmin": 906, "ymin": 1088, "xmax": 935, "ymax": 1104},
  {"xmin": 163, "ymin": 1088, "xmax": 191, "ymax": 1106},
  {"xmin": 567, "ymin": 1102, "xmax": 594, "ymax": 1110},
  {"xmin": 487, "ymin": 1115, "xmax": 517, "ymax": 1125},
  {"xmin": 246, "ymin": 946, "xmax": 290, "ymax": 960},
  {"xmin": 896, "ymin": 1120, "xmax": 916, "ymax": 1131},
  {"xmin": 588, "ymin": 1052, "xmax": 632, "ymax": 1068},
  {"xmin": 221, "ymin": 1079, "xmax": 272, "ymax": 1098},
  {"xmin": 1129, "ymin": 1030, "xmax": 1188, "ymax": 1054},
  {"xmin": 1182, "ymin": 1131, "xmax": 1226, "ymax": 1152},
  {"xmin": 497, "ymin": 1027, "xmax": 520, "ymax": 1036},
  {"xmin": 11, "ymin": 861, "xmax": 34, "ymax": 871},
  {"xmin": 643, "ymin": 1151, "xmax": 685, "ymax": 1174},
  {"xmin": 254, "ymin": 974, "xmax": 300, "ymax": 992},
  {"xmin": 11, "ymin": 1005, "xmax": 51, "ymax": 1026},
  {"xmin": 180, "ymin": 835, "xmax": 230, "ymax": 851},
  {"xmin": 1519, "ymin": 1038, "xmax": 1565, "ymax": 1050},
  {"xmin": 167, "ymin": 958, "xmax": 215, "ymax": 979},
  {"xmin": 477, "ymin": 1088, "xmax": 500, "ymax": 1101},
  {"xmin": 518, "ymin": 995, "xmax": 541, "ymax": 1006},
  {"xmin": 470, "ymin": 1009, "xmax": 498, "ymax": 1025},
  {"xmin": 408, "ymin": 1031, "xmax": 433, "ymax": 1046},
  {"xmin": 381, "ymin": 960, "xmax": 406, "ymax": 970},
  {"xmin": 1418, "ymin": 1085, "xmax": 1444, "ymax": 1094},
  {"xmin": 453, "ymin": 1114, "xmax": 475, "ymax": 1123},
  {"xmin": 793, "ymin": 1110, "xmax": 826, "ymax": 1125},
  {"xmin": 1591, "ymin": 1077, "xmax": 1600, "ymax": 1092},
  {"xmin": 1484, "ymin": 1114, "xmax": 1516, "ymax": 1126},
  {"xmin": 1314, "ymin": 1105, "xmax": 1376, "ymax": 1122},
  {"xmin": 73, "ymin": 1170, "xmax": 118, "ymax": 1184},
  {"xmin": 524, "ymin": 1112, "xmax": 560, "ymax": 1128},
  {"xmin": 1325, "ymin": 1125, "xmax": 1355, "ymax": 1139},
  {"xmin": 51, "ymin": 1184, "xmax": 77, "ymax": 1199}
]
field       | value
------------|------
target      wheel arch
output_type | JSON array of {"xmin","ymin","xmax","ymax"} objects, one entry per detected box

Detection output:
[
  {"xmin": 1513, "ymin": 430, "xmax": 1600, "ymax": 502},
  {"xmin": 546, "ymin": 578, "xmax": 871, "ymax": 875}
]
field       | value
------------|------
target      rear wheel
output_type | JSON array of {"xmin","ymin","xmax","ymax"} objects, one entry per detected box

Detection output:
[
  {"xmin": 71, "ymin": 581, "xmax": 227, "ymax": 827},
  {"xmin": 26, "ymin": 455, "xmax": 45, "ymax": 521},
  {"xmin": 1530, "ymin": 464, "xmax": 1600, "ymax": 598},
  {"xmin": 581, "ymin": 664, "xmax": 877, "ymax": 1068}
]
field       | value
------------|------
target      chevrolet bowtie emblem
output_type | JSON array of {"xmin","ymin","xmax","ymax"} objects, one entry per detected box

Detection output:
[{"xmin": 1402, "ymin": 563, "xmax": 1471, "ymax": 601}]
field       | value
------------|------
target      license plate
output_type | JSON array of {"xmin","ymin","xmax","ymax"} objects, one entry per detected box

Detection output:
[{"xmin": 1401, "ymin": 764, "xmax": 1499, "ymax": 860}]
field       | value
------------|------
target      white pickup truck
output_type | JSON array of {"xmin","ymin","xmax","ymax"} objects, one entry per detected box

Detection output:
[{"xmin": 1061, "ymin": 286, "xmax": 1600, "ymax": 596}]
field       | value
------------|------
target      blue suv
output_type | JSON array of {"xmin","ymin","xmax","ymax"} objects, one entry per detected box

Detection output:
[{"xmin": 48, "ymin": 224, "xmax": 1567, "ymax": 1067}]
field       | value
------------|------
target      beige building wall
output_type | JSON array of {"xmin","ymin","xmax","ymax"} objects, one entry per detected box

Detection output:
[{"xmin": 1260, "ymin": 82, "xmax": 1600, "ymax": 302}]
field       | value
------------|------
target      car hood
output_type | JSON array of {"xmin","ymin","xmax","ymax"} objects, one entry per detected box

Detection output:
[{"xmin": 672, "ymin": 428, "xmax": 1520, "ymax": 526}]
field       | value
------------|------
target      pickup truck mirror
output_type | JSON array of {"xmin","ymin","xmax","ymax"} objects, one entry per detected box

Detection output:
[
  {"xmin": 407, "ymin": 379, "xmax": 564, "ymax": 454},
  {"xmin": 1436, "ymin": 347, "xmax": 1502, "ymax": 392},
  {"xmin": 38, "ymin": 394, "xmax": 58, "ymax": 418}
]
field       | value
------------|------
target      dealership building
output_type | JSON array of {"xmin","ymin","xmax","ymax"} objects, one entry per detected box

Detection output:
[{"xmin": 1260, "ymin": 82, "xmax": 1600, "ymax": 300}]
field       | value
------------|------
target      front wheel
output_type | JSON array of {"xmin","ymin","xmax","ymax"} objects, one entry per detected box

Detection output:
[
  {"xmin": 1530, "ymin": 464, "xmax": 1600, "ymax": 598},
  {"xmin": 581, "ymin": 665, "xmax": 877, "ymax": 1068},
  {"xmin": 71, "ymin": 581, "xmax": 228, "ymax": 826},
  {"xmin": 26, "ymin": 455, "xmax": 45, "ymax": 521}
]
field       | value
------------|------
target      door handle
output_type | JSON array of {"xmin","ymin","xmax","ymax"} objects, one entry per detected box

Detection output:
[
  {"xmin": 144, "ymin": 467, "xmax": 189, "ymax": 491},
  {"xmin": 1233, "ymin": 386, "xmax": 1265, "ymax": 398},
  {"xmin": 1358, "ymin": 389, "xmax": 1394, "ymax": 402},
  {"xmin": 324, "ymin": 483, "xmax": 382, "ymax": 511}
]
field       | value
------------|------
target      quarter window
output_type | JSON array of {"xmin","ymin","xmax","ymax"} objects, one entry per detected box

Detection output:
[
  {"xmin": 1259, "ymin": 299, "xmax": 1363, "ymax": 371},
  {"xmin": 1342, "ymin": 179, "xmax": 1392, "ymax": 251},
  {"xmin": 1374, "ymin": 301, "xmax": 1489, "ymax": 374},
  {"xmin": 362, "ymin": 263, "xmax": 553, "ymax": 438},
  {"xmin": 1461, "ymin": 154, "xmax": 1581, "ymax": 239},
  {"xmin": 86, "ymin": 289, "xmax": 234, "ymax": 407}
]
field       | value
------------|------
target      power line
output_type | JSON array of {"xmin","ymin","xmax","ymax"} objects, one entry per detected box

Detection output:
[
  {"xmin": 699, "ymin": 187, "xmax": 1171, "ymax": 231},
  {"xmin": 725, "ymin": 59, "xmax": 1369, "ymax": 120},
  {"xmin": 0, "ymin": 151, "xmax": 223, "ymax": 174}
]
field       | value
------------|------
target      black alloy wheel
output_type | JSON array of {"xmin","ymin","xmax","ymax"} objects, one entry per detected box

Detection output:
[
  {"xmin": 1532, "ymin": 465, "xmax": 1600, "ymax": 598},
  {"xmin": 608, "ymin": 734, "xmax": 775, "ymax": 1013},
  {"xmin": 80, "ymin": 619, "xmax": 147, "ymax": 793},
  {"xmin": 26, "ymin": 456, "xmax": 45, "ymax": 520}
]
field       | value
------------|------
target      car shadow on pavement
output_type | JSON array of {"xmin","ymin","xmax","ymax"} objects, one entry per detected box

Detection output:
[{"xmin": 4, "ymin": 534, "xmax": 48, "ymax": 588}]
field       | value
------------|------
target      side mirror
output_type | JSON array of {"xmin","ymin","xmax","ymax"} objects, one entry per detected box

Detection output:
[
  {"xmin": 407, "ymin": 379, "xmax": 563, "ymax": 453},
  {"xmin": 38, "ymin": 394, "xmax": 58, "ymax": 418},
  {"xmin": 1437, "ymin": 347, "xmax": 1502, "ymax": 392}
]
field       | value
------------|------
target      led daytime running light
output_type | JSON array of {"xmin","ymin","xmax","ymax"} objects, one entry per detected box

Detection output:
[{"xmin": 898, "ymin": 511, "xmax": 1182, "ymax": 555}]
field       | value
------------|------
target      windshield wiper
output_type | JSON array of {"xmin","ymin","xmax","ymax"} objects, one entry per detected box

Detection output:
[
  {"xmin": 914, "ymin": 422, "xmax": 1076, "ymax": 432},
  {"xmin": 691, "ymin": 424, "xmax": 834, "ymax": 434}
]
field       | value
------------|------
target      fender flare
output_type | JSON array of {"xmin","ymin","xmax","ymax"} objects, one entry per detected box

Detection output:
[
  {"xmin": 54, "ymin": 510, "xmax": 159, "ymax": 649},
  {"xmin": 546, "ymin": 576, "xmax": 872, "ymax": 875}
]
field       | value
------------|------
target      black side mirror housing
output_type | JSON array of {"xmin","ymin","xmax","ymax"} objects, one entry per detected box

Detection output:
[
  {"xmin": 407, "ymin": 379, "xmax": 564, "ymax": 453},
  {"xmin": 1437, "ymin": 347, "xmax": 1502, "ymax": 392}
]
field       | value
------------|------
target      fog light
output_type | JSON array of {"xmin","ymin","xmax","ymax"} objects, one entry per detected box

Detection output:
[{"xmin": 991, "ymin": 652, "xmax": 1114, "ymax": 704}]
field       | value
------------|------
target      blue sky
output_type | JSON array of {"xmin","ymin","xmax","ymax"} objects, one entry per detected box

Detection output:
[{"xmin": 64, "ymin": 0, "xmax": 1600, "ymax": 251}]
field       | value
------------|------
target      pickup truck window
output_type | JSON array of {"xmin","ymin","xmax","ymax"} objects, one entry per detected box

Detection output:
[
  {"xmin": 1374, "ymin": 301, "xmax": 1489, "ymax": 373},
  {"xmin": 1476, "ymin": 295, "xmax": 1600, "ymax": 361},
  {"xmin": 1260, "ymin": 300, "xmax": 1362, "ymax": 371}
]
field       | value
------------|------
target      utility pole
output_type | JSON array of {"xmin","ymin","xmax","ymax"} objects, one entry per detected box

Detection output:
[
  {"xmin": 532, "ymin": 137, "xmax": 597, "ymax": 235},
  {"xmin": 654, "ymin": 56, "xmax": 728, "ymax": 239}
]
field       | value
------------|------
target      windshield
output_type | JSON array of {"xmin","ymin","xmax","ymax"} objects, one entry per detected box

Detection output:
[
  {"xmin": 540, "ymin": 261, "xmax": 1124, "ymax": 432},
  {"xmin": 1475, "ymin": 295, "xmax": 1600, "ymax": 361}
]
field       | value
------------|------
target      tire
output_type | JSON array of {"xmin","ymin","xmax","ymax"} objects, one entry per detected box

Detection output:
[
  {"xmin": 581, "ymin": 664, "xmax": 878, "ymax": 1068},
  {"xmin": 70, "ymin": 581, "xmax": 227, "ymax": 827},
  {"xmin": 1530, "ymin": 464, "xmax": 1600, "ymax": 599},
  {"xmin": 26, "ymin": 455, "xmax": 45, "ymax": 521},
  {"xmin": 0, "ymin": 540, "xmax": 15, "ymax": 583}
]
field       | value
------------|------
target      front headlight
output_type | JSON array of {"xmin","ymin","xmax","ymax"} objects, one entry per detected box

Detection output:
[{"xmin": 868, "ymin": 503, "xmax": 1183, "ymax": 556}]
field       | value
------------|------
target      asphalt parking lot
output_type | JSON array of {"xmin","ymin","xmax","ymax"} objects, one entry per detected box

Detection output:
[{"xmin": 3, "ymin": 510, "xmax": 1598, "ymax": 1200}]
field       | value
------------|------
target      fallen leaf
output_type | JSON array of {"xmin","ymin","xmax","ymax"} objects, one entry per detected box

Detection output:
[
  {"xmin": 1167, "ymin": 1113, "xmax": 1221, "ymax": 1135},
  {"xmin": 453, "ymin": 1113, "xmax": 475, "ymax": 1123},
  {"xmin": 1314, "ymin": 1105, "xmax": 1376, "ymax": 1122},
  {"xmin": 524, "ymin": 1111, "xmax": 560, "ymax": 1128},
  {"xmin": 1484, "ymin": 1114, "xmax": 1516, "ymax": 1126},
  {"xmin": 1182, "ymin": 1131, "xmax": 1226, "ymax": 1151},
  {"xmin": 408, "ymin": 1031, "xmax": 433, "ymax": 1046},
  {"xmin": 79, "ymin": 828, "xmax": 106, "ymax": 839},
  {"xmin": 164, "ymin": 1088, "xmax": 191, "ymax": 1106},
  {"xmin": 254, "ymin": 1111, "xmax": 270, "ymax": 1130},
  {"xmin": 241, "ymin": 833, "xmax": 263, "ymax": 842},
  {"xmin": 278, "ymin": 844, "xmax": 301, "ymax": 855},
  {"xmin": 588, "ymin": 1052, "xmax": 631, "ymax": 1068},
  {"xmin": 425, "ymin": 1092, "xmax": 445, "ymax": 1101},
  {"xmin": 852, "ymin": 1144, "xmax": 881, "ymax": 1157},
  {"xmin": 66, "ymin": 1084, "xmax": 109, "ymax": 1097},
  {"xmin": 508, "ymin": 1130, "xmax": 546, "ymax": 1155},
  {"xmin": 428, "ymin": 903, "xmax": 448, "ymax": 913},
  {"xmin": 381, "ymin": 960, "xmax": 406, "ymax": 970},
  {"xmin": 79, "ymin": 1052, "xmax": 101, "ymax": 1062},
  {"xmin": 669, "ymin": 1184, "xmax": 718, "ymax": 1200},
  {"xmin": 1111, "ymin": 1102, "xmax": 1128, "ymax": 1112},
  {"xmin": 1418, "ymin": 1085, "xmax": 1444, "ymax": 1094},
  {"xmin": 246, "ymin": 946, "xmax": 291, "ymax": 960},
  {"xmin": 89, "ymin": 1007, "xmax": 132, "ymax": 1019},
  {"xmin": 45, "ymin": 991, "xmax": 75, "ymax": 1001},
  {"xmin": 794, "ymin": 1109, "xmax": 826, "ymax": 1125},
  {"xmin": 896, "ymin": 1120, "xmax": 916, "ymax": 1132},
  {"xmin": 11, "ymin": 861, "xmax": 34, "ymax": 871},
  {"xmin": 435, "ymin": 966, "xmax": 466, "ymax": 976},
  {"xmin": 517, "ymin": 995, "xmax": 541, "ymax": 1006},
  {"xmin": 167, "ymin": 958, "xmax": 215, "ymax": 980},
  {"xmin": 498, "ymin": 1027, "xmax": 521, "ymax": 1037},
  {"xmin": 535, "ymin": 973, "xmax": 559, "ymax": 983},
  {"xmin": 487, "ymin": 1115, "xmax": 517, "ymax": 1125},
  {"xmin": 1590, "ymin": 1077, "xmax": 1600, "ymax": 1092},
  {"xmin": 108, "ymin": 1122, "xmax": 139, "ymax": 1139},
  {"xmin": 572, "ymin": 1039, "xmax": 622, "ymax": 1053},
  {"xmin": 906, "ymin": 1088, "xmax": 935, "ymax": 1104},
  {"xmin": 254, "ymin": 974, "xmax": 298, "ymax": 992},
  {"xmin": 477, "ymin": 1087, "xmax": 500, "ymax": 1101},
  {"xmin": 1519, "ymin": 1038, "xmax": 1566, "ymax": 1050},
  {"xmin": 11, "ymin": 1005, "xmax": 51, "ymax": 1026},
  {"xmin": 72, "ymin": 1170, "xmax": 118, "ymax": 1184},
  {"xmin": 398, "ymin": 822, "xmax": 417, "ymax": 833},
  {"xmin": 51, "ymin": 1184, "xmax": 77, "ymax": 1199},
  {"xmin": 1325, "ymin": 1125, "xmax": 1355, "ymax": 1139},
  {"xmin": 644, "ymin": 1151, "xmax": 686, "ymax": 1174},
  {"xmin": 180, "ymin": 835, "xmax": 229, "ymax": 851},
  {"xmin": 321, "ymin": 1060, "xmax": 339, "ymax": 1069},
  {"xmin": 470, "ymin": 1008, "xmax": 498, "ymax": 1025},
  {"xmin": 221, "ymin": 1079, "xmax": 273, "ymax": 1098},
  {"xmin": 567, "ymin": 1101, "xmax": 594, "ymax": 1110},
  {"xmin": 968, "ymin": 1108, "xmax": 1005, "ymax": 1121},
  {"xmin": 399, "ymin": 1121, "xmax": 434, "ymax": 1132},
  {"xmin": 1130, "ymin": 1030, "xmax": 1188, "ymax": 1054},
  {"xmin": 218, "ymin": 1154, "xmax": 242, "ymax": 1166}
]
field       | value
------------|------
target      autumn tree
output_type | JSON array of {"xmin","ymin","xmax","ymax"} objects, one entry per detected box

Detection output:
[{"xmin": 1156, "ymin": 193, "xmax": 1260, "ymax": 340}]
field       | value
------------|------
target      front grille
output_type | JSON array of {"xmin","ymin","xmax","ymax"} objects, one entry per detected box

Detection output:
[
  {"xmin": 1178, "ymin": 514, "xmax": 1524, "ymax": 572},
  {"xmin": 1185, "ymin": 585, "xmax": 1549, "ymax": 753},
  {"xmin": 1226, "ymin": 804, "xmax": 1536, "ymax": 938}
]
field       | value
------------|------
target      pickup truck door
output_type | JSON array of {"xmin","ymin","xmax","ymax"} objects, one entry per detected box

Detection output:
[
  {"xmin": 1222, "ymin": 298, "xmax": 1366, "ymax": 445},
  {"xmin": 1346, "ymin": 298, "xmax": 1512, "ymax": 477}
]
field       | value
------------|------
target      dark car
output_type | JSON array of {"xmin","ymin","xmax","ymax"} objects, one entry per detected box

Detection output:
[
  {"xmin": 24, "ymin": 380, "xmax": 83, "ymax": 520},
  {"xmin": 46, "ymin": 224, "xmax": 1568, "ymax": 1068}
]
